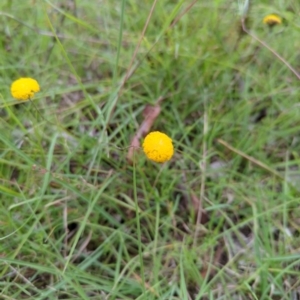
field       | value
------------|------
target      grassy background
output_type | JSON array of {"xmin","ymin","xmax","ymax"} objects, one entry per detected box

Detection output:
[{"xmin": 1, "ymin": 0, "xmax": 300, "ymax": 299}]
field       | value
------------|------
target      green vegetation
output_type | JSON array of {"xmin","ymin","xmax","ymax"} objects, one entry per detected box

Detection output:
[{"xmin": 1, "ymin": 0, "xmax": 300, "ymax": 299}]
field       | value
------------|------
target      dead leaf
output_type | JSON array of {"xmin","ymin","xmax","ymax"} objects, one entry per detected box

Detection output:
[{"xmin": 127, "ymin": 99, "xmax": 163, "ymax": 164}]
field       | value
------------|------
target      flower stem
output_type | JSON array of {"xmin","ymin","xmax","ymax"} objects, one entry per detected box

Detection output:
[{"xmin": 133, "ymin": 154, "xmax": 145, "ymax": 295}]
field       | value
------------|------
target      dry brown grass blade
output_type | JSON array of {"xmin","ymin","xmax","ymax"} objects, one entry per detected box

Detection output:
[
  {"xmin": 190, "ymin": 192, "xmax": 210, "ymax": 225},
  {"xmin": 122, "ymin": 0, "xmax": 159, "ymax": 85},
  {"xmin": 241, "ymin": 18, "xmax": 300, "ymax": 81},
  {"xmin": 108, "ymin": 0, "xmax": 198, "ymax": 122},
  {"xmin": 123, "ymin": 0, "xmax": 197, "ymax": 84},
  {"xmin": 107, "ymin": 0, "xmax": 159, "ymax": 123},
  {"xmin": 71, "ymin": 230, "xmax": 93, "ymax": 263},
  {"xmin": 193, "ymin": 111, "xmax": 208, "ymax": 247},
  {"xmin": 170, "ymin": 0, "xmax": 198, "ymax": 29},
  {"xmin": 127, "ymin": 102, "xmax": 161, "ymax": 164},
  {"xmin": 217, "ymin": 138, "xmax": 282, "ymax": 178},
  {"xmin": 132, "ymin": 273, "xmax": 159, "ymax": 297}
]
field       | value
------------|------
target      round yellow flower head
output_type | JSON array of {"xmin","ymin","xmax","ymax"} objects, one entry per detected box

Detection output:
[
  {"xmin": 11, "ymin": 77, "xmax": 40, "ymax": 101},
  {"xmin": 263, "ymin": 14, "xmax": 282, "ymax": 26},
  {"xmin": 142, "ymin": 131, "xmax": 174, "ymax": 163}
]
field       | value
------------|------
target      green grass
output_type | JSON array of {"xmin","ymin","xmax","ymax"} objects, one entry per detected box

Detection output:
[{"xmin": 1, "ymin": 0, "xmax": 300, "ymax": 299}]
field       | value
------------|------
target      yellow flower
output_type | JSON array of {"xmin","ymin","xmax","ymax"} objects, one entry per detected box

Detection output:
[
  {"xmin": 11, "ymin": 77, "xmax": 40, "ymax": 101},
  {"xmin": 263, "ymin": 14, "xmax": 282, "ymax": 26},
  {"xmin": 142, "ymin": 131, "xmax": 174, "ymax": 163}
]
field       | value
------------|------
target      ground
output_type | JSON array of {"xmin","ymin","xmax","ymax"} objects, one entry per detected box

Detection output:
[{"xmin": 1, "ymin": 1, "xmax": 300, "ymax": 299}]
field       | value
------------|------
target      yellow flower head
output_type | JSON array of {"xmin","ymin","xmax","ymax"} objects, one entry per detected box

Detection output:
[
  {"xmin": 263, "ymin": 14, "xmax": 282, "ymax": 26},
  {"xmin": 142, "ymin": 131, "xmax": 174, "ymax": 163},
  {"xmin": 11, "ymin": 77, "xmax": 40, "ymax": 101}
]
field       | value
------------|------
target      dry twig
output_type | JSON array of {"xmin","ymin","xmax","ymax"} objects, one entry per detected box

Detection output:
[
  {"xmin": 127, "ymin": 104, "xmax": 161, "ymax": 163},
  {"xmin": 241, "ymin": 18, "xmax": 300, "ymax": 81}
]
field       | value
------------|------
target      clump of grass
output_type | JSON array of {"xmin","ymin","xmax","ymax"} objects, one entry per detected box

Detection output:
[{"xmin": 1, "ymin": 1, "xmax": 300, "ymax": 299}]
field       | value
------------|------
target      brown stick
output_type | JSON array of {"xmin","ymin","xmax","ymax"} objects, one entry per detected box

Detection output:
[{"xmin": 241, "ymin": 18, "xmax": 300, "ymax": 81}]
